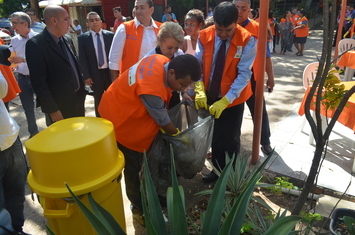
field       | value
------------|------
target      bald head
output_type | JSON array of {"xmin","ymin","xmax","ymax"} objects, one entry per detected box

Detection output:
[
  {"xmin": 44, "ymin": 5, "xmax": 66, "ymax": 24},
  {"xmin": 43, "ymin": 5, "xmax": 70, "ymax": 38}
]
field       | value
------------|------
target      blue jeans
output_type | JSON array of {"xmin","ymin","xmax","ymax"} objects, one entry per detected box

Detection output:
[
  {"xmin": 0, "ymin": 137, "xmax": 28, "ymax": 232},
  {"xmin": 17, "ymin": 74, "xmax": 39, "ymax": 136}
]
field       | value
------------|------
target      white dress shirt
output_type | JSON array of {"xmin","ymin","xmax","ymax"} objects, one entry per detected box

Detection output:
[
  {"xmin": 9, "ymin": 29, "xmax": 37, "ymax": 75},
  {"xmin": 109, "ymin": 17, "xmax": 159, "ymax": 71},
  {"xmin": 90, "ymin": 29, "xmax": 108, "ymax": 69}
]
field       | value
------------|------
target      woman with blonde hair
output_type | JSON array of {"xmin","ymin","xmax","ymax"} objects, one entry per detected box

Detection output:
[{"xmin": 144, "ymin": 22, "xmax": 185, "ymax": 107}]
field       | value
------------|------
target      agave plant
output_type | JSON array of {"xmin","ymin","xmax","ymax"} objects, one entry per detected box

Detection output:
[
  {"xmin": 195, "ymin": 153, "xmax": 274, "ymax": 231},
  {"xmin": 61, "ymin": 146, "xmax": 302, "ymax": 235}
]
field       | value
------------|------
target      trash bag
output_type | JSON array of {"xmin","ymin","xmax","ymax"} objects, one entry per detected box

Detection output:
[
  {"xmin": 278, "ymin": 21, "xmax": 292, "ymax": 52},
  {"xmin": 146, "ymin": 101, "xmax": 214, "ymax": 195}
]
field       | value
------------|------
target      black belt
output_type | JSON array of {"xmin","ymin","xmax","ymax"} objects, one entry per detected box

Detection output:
[{"xmin": 19, "ymin": 73, "xmax": 30, "ymax": 79}]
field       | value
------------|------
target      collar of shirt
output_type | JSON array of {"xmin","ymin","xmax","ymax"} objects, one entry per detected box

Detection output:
[
  {"xmin": 13, "ymin": 29, "xmax": 37, "ymax": 40},
  {"xmin": 90, "ymin": 29, "xmax": 103, "ymax": 36},
  {"xmin": 48, "ymin": 29, "xmax": 60, "ymax": 44},
  {"xmin": 164, "ymin": 63, "xmax": 169, "ymax": 88},
  {"xmin": 134, "ymin": 17, "xmax": 159, "ymax": 29},
  {"xmin": 214, "ymin": 31, "xmax": 232, "ymax": 49},
  {"xmin": 242, "ymin": 18, "xmax": 251, "ymax": 28}
]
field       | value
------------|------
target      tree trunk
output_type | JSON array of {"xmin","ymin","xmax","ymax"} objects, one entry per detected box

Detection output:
[{"xmin": 30, "ymin": 0, "xmax": 41, "ymax": 22}]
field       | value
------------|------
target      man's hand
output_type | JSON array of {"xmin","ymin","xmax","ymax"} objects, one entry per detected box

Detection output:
[
  {"xmin": 8, "ymin": 56, "xmax": 25, "ymax": 64},
  {"xmin": 194, "ymin": 81, "xmax": 208, "ymax": 110},
  {"xmin": 50, "ymin": 110, "xmax": 64, "ymax": 122},
  {"xmin": 85, "ymin": 78, "xmax": 93, "ymax": 86},
  {"xmin": 110, "ymin": 70, "xmax": 120, "ymax": 82},
  {"xmin": 266, "ymin": 78, "xmax": 274, "ymax": 93},
  {"xmin": 209, "ymin": 96, "xmax": 230, "ymax": 119}
]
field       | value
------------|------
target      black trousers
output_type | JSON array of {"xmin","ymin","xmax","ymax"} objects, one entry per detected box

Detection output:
[
  {"xmin": 93, "ymin": 68, "xmax": 112, "ymax": 117},
  {"xmin": 117, "ymin": 142, "xmax": 143, "ymax": 212},
  {"xmin": 210, "ymin": 102, "xmax": 244, "ymax": 171},
  {"xmin": 246, "ymin": 77, "xmax": 271, "ymax": 146}
]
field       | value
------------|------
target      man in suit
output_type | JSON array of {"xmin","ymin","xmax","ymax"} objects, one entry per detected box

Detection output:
[
  {"xmin": 78, "ymin": 12, "xmax": 114, "ymax": 117},
  {"xmin": 26, "ymin": 5, "xmax": 86, "ymax": 126}
]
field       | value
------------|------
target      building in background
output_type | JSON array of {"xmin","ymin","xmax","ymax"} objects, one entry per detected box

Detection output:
[{"xmin": 38, "ymin": 0, "xmax": 164, "ymax": 31}]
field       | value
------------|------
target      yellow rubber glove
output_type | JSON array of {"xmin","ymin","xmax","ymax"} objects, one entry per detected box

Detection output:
[
  {"xmin": 160, "ymin": 127, "xmax": 181, "ymax": 136},
  {"xmin": 194, "ymin": 81, "xmax": 208, "ymax": 110},
  {"xmin": 209, "ymin": 96, "xmax": 230, "ymax": 119}
]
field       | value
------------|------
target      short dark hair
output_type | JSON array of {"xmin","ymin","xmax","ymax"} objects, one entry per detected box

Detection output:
[
  {"xmin": 113, "ymin": 6, "xmax": 122, "ymax": 12},
  {"xmin": 147, "ymin": 0, "xmax": 154, "ymax": 8},
  {"xmin": 214, "ymin": 2, "xmax": 238, "ymax": 27},
  {"xmin": 166, "ymin": 5, "xmax": 171, "ymax": 10},
  {"xmin": 186, "ymin": 9, "xmax": 205, "ymax": 27},
  {"xmin": 168, "ymin": 54, "xmax": 201, "ymax": 82},
  {"xmin": 299, "ymin": 9, "xmax": 307, "ymax": 16},
  {"xmin": 25, "ymin": 8, "xmax": 35, "ymax": 14}
]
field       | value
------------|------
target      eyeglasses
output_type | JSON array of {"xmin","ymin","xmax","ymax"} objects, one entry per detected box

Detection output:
[
  {"xmin": 184, "ymin": 23, "xmax": 196, "ymax": 28},
  {"xmin": 236, "ymin": 7, "xmax": 249, "ymax": 12}
]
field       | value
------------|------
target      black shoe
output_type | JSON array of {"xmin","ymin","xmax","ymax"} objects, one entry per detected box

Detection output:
[
  {"xmin": 261, "ymin": 145, "xmax": 273, "ymax": 155},
  {"xmin": 202, "ymin": 171, "xmax": 218, "ymax": 183},
  {"xmin": 131, "ymin": 205, "xmax": 145, "ymax": 227}
]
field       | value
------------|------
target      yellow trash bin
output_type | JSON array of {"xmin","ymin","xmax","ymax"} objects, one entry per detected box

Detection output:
[{"xmin": 25, "ymin": 117, "xmax": 126, "ymax": 235}]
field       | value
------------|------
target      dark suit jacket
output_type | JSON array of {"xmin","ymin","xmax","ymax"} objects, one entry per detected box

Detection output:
[
  {"xmin": 78, "ymin": 30, "xmax": 114, "ymax": 87},
  {"xmin": 26, "ymin": 28, "xmax": 85, "ymax": 118}
]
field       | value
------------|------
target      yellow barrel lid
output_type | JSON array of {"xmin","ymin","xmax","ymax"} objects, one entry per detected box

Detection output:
[{"xmin": 26, "ymin": 117, "xmax": 125, "ymax": 198}]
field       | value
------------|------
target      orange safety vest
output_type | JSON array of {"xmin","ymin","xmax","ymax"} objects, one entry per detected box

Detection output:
[
  {"xmin": 120, "ymin": 20, "xmax": 161, "ymax": 73},
  {"xmin": 268, "ymin": 19, "xmax": 275, "ymax": 36},
  {"xmin": 0, "ymin": 39, "xmax": 21, "ymax": 103},
  {"xmin": 99, "ymin": 55, "xmax": 172, "ymax": 152},
  {"xmin": 242, "ymin": 20, "xmax": 264, "ymax": 83},
  {"xmin": 292, "ymin": 14, "xmax": 299, "ymax": 26},
  {"xmin": 199, "ymin": 25, "xmax": 253, "ymax": 107},
  {"xmin": 295, "ymin": 16, "xmax": 309, "ymax": 37}
]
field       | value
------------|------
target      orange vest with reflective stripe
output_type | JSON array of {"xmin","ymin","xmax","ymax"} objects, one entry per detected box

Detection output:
[
  {"xmin": 121, "ymin": 20, "xmax": 161, "ymax": 73},
  {"xmin": 99, "ymin": 55, "xmax": 172, "ymax": 152},
  {"xmin": 244, "ymin": 19, "xmax": 259, "ymax": 38},
  {"xmin": 242, "ymin": 20, "xmax": 264, "ymax": 82},
  {"xmin": 295, "ymin": 17, "xmax": 308, "ymax": 37},
  {"xmin": 199, "ymin": 25, "xmax": 253, "ymax": 107}
]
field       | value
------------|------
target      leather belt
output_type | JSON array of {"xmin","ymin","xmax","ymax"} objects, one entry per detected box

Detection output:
[{"xmin": 19, "ymin": 73, "xmax": 30, "ymax": 79}]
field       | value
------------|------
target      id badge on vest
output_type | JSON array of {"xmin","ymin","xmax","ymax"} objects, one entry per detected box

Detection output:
[{"xmin": 234, "ymin": 46, "xmax": 243, "ymax": 58}]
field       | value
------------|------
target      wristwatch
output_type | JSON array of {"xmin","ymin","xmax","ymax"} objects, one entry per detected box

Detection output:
[{"xmin": 23, "ymin": 57, "xmax": 26, "ymax": 62}]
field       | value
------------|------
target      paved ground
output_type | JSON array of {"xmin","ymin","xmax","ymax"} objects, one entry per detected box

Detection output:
[{"xmin": 7, "ymin": 28, "xmax": 354, "ymax": 234}]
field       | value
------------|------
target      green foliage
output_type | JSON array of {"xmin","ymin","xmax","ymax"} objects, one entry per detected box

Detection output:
[
  {"xmin": 241, "ymin": 222, "xmax": 253, "ymax": 233},
  {"xmin": 300, "ymin": 211, "xmax": 323, "ymax": 235},
  {"xmin": 301, "ymin": 211, "xmax": 322, "ymax": 222},
  {"xmin": 197, "ymin": 153, "xmax": 273, "ymax": 213},
  {"xmin": 65, "ymin": 184, "xmax": 126, "ymax": 235},
  {"xmin": 321, "ymin": 67, "xmax": 347, "ymax": 111},
  {"xmin": 51, "ymin": 147, "xmax": 302, "ymax": 235},
  {"xmin": 267, "ymin": 177, "xmax": 294, "ymax": 194},
  {"xmin": 0, "ymin": 0, "xmax": 29, "ymax": 17},
  {"xmin": 342, "ymin": 216, "xmax": 355, "ymax": 235}
]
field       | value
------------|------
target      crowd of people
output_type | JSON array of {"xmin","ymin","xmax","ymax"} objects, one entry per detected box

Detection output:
[{"xmin": 0, "ymin": 0, "xmax": 317, "ymax": 232}]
